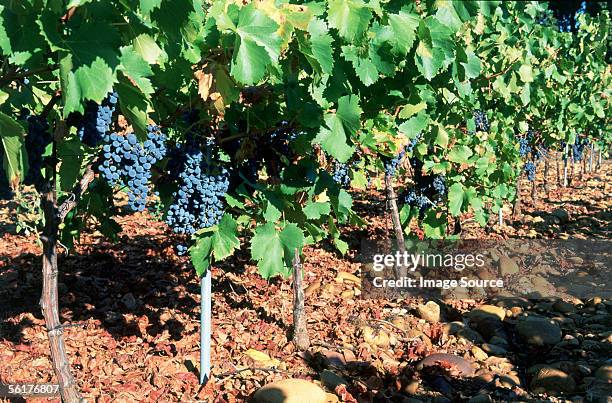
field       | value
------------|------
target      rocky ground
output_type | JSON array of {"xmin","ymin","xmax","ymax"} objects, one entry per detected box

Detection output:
[{"xmin": 0, "ymin": 161, "xmax": 610, "ymax": 402}]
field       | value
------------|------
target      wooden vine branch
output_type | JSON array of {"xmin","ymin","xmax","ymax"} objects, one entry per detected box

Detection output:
[
  {"xmin": 384, "ymin": 174, "xmax": 407, "ymax": 278},
  {"xmin": 484, "ymin": 57, "xmax": 520, "ymax": 81},
  {"xmin": 292, "ymin": 249, "xmax": 310, "ymax": 350}
]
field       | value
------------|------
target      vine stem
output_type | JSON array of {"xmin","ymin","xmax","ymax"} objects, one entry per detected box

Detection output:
[
  {"xmin": 292, "ymin": 249, "xmax": 310, "ymax": 350},
  {"xmin": 512, "ymin": 174, "xmax": 522, "ymax": 220},
  {"xmin": 0, "ymin": 65, "xmax": 57, "ymax": 87},
  {"xmin": 384, "ymin": 174, "xmax": 406, "ymax": 278},
  {"xmin": 40, "ymin": 122, "xmax": 84, "ymax": 403}
]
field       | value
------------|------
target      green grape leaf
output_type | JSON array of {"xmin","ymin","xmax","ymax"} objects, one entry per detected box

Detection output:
[
  {"xmin": 448, "ymin": 182, "xmax": 464, "ymax": 216},
  {"xmin": 211, "ymin": 214, "xmax": 240, "ymax": 260},
  {"xmin": 251, "ymin": 222, "xmax": 304, "ymax": 278},
  {"xmin": 415, "ymin": 18, "xmax": 455, "ymax": 80},
  {"xmin": 58, "ymin": 138, "xmax": 83, "ymax": 192},
  {"xmin": 327, "ymin": 0, "xmax": 372, "ymax": 41},
  {"xmin": 65, "ymin": 22, "xmax": 120, "ymax": 106},
  {"xmin": 313, "ymin": 95, "xmax": 361, "ymax": 163},
  {"xmin": 422, "ymin": 210, "xmax": 446, "ymax": 238},
  {"xmin": 0, "ymin": 6, "xmax": 11, "ymax": 56},
  {"xmin": 342, "ymin": 45, "xmax": 379, "ymax": 86},
  {"xmin": 190, "ymin": 235, "xmax": 213, "ymax": 277},
  {"xmin": 518, "ymin": 64, "xmax": 534, "ymax": 83},
  {"xmin": 119, "ymin": 46, "xmax": 154, "ymax": 95},
  {"xmin": 303, "ymin": 201, "xmax": 331, "ymax": 220},
  {"xmin": 399, "ymin": 102, "xmax": 427, "ymax": 119},
  {"xmin": 116, "ymin": 74, "xmax": 149, "ymax": 140},
  {"xmin": 447, "ymin": 145, "xmax": 473, "ymax": 163},
  {"xmin": 140, "ymin": 0, "xmax": 162, "ymax": 15},
  {"xmin": 386, "ymin": 7, "xmax": 419, "ymax": 55},
  {"xmin": 0, "ymin": 112, "xmax": 27, "ymax": 187},
  {"xmin": 133, "ymin": 34, "xmax": 165, "ymax": 65},
  {"xmin": 398, "ymin": 112, "xmax": 429, "ymax": 136},
  {"xmin": 308, "ymin": 19, "xmax": 334, "ymax": 75},
  {"xmin": 337, "ymin": 94, "xmax": 362, "ymax": 134},
  {"xmin": 230, "ymin": 3, "xmax": 282, "ymax": 85}
]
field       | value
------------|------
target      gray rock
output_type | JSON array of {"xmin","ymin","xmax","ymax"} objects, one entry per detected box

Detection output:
[
  {"xmin": 489, "ymin": 336, "xmax": 509, "ymax": 348},
  {"xmin": 320, "ymin": 370, "xmax": 347, "ymax": 389},
  {"xmin": 416, "ymin": 301, "xmax": 441, "ymax": 323},
  {"xmin": 516, "ymin": 316, "xmax": 562, "ymax": 346},
  {"xmin": 551, "ymin": 208, "xmax": 570, "ymax": 224},
  {"xmin": 553, "ymin": 300, "xmax": 577, "ymax": 314},
  {"xmin": 253, "ymin": 379, "xmax": 327, "ymax": 403},
  {"xmin": 457, "ymin": 328, "xmax": 485, "ymax": 344},
  {"xmin": 121, "ymin": 292, "xmax": 137, "ymax": 310},
  {"xmin": 467, "ymin": 395, "xmax": 491, "ymax": 403},
  {"xmin": 482, "ymin": 343, "xmax": 507, "ymax": 356},
  {"xmin": 594, "ymin": 364, "xmax": 612, "ymax": 382},
  {"xmin": 530, "ymin": 367, "xmax": 576, "ymax": 395}
]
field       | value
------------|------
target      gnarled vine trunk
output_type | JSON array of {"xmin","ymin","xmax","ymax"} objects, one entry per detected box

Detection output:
[
  {"xmin": 40, "ymin": 165, "xmax": 83, "ymax": 402},
  {"xmin": 291, "ymin": 249, "xmax": 310, "ymax": 350},
  {"xmin": 384, "ymin": 174, "xmax": 407, "ymax": 278}
]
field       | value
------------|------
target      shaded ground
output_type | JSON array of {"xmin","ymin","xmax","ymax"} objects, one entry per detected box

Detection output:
[{"xmin": 0, "ymin": 161, "xmax": 610, "ymax": 402}]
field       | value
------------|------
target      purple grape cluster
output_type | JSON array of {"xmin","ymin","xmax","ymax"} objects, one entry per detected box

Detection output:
[
  {"xmin": 77, "ymin": 92, "xmax": 118, "ymax": 146},
  {"xmin": 524, "ymin": 161, "xmax": 536, "ymax": 181},
  {"xmin": 165, "ymin": 143, "xmax": 230, "ymax": 255},
  {"xmin": 473, "ymin": 110, "xmax": 490, "ymax": 132},
  {"xmin": 402, "ymin": 189, "xmax": 433, "ymax": 216},
  {"xmin": 518, "ymin": 130, "xmax": 535, "ymax": 158},
  {"xmin": 572, "ymin": 137, "xmax": 588, "ymax": 162},
  {"xmin": 99, "ymin": 125, "xmax": 167, "ymax": 211},
  {"xmin": 332, "ymin": 161, "xmax": 351, "ymax": 187},
  {"xmin": 384, "ymin": 133, "xmax": 422, "ymax": 177},
  {"xmin": 21, "ymin": 111, "xmax": 52, "ymax": 190}
]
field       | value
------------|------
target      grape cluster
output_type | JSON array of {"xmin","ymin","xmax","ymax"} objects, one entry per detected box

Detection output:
[
  {"xmin": 524, "ymin": 161, "xmax": 537, "ymax": 181},
  {"xmin": 77, "ymin": 92, "xmax": 118, "ymax": 146},
  {"xmin": 399, "ymin": 158, "xmax": 447, "ymax": 216},
  {"xmin": 473, "ymin": 110, "xmax": 490, "ymax": 132},
  {"xmin": 332, "ymin": 161, "xmax": 351, "ymax": 187},
  {"xmin": 21, "ymin": 111, "xmax": 52, "ymax": 190},
  {"xmin": 99, "ymin": 125, "xmax": 167, "ymax": 211},
  {"xmin": 518, "ymin": 130, "xmax": 536, "ymax": 158},
  {"xmin": 432, "ymin": 175, "xmax": 446, "ymax": 196},
  {"xmin": 165, "ymin": 143, "xmax": 229, "ymax": 255},
  {"xmin": 166, "ymin": 159, "xmax": 229, "ymax": 253},
  {"xmin": 384, "ymin": 133, "xmax": 422, "ymax": 177},
  {"xmin": 572, "ymin": 138, "xmax": 588, "ymax": 162},
  {"xmin": 402, "ymin": 189, "xmax": 433, "ymax": 216},
  {"xmin": 518, "ymin": 138, "xmax": 532, "ymax": 157}
]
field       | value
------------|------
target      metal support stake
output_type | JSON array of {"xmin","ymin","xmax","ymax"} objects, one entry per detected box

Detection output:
[{"xmin": 200, "ymin": 269, "xmax": 212, "ymax": 384}]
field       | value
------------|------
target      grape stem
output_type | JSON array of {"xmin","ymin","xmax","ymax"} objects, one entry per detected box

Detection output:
[{"xmin": 0, "ymin": 65, "xmax": 57, "ymax": 87}]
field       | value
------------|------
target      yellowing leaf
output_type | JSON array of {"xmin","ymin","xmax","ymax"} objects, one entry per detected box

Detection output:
[
  {"xmin": 194, "ymin": 69, "xmax": 213, "ymax": 102},
  {"xmin": 244, "ymin": 349, "xmax": 281, "ymax": 367}
]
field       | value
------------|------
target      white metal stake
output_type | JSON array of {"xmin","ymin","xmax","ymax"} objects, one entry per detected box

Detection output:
[
  {"xmin": 200, "ymin": 269, "xmax": 212, "ymax": 384},
  {"xmin": 563, "ymin": 145, "xmax": 568, "ymax": 187},
  {"xmin": 589, "ymin": 144, "xmax": 594, "ymax": 172},
  {"xmin": 498, "ymin": 206, "xmax": 503, "ymax": 226}
]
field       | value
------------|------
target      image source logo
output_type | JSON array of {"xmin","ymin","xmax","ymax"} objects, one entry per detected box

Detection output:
[{"xmin": 360, "ymin": 239, "xmax": 611, "ymax": 300}]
